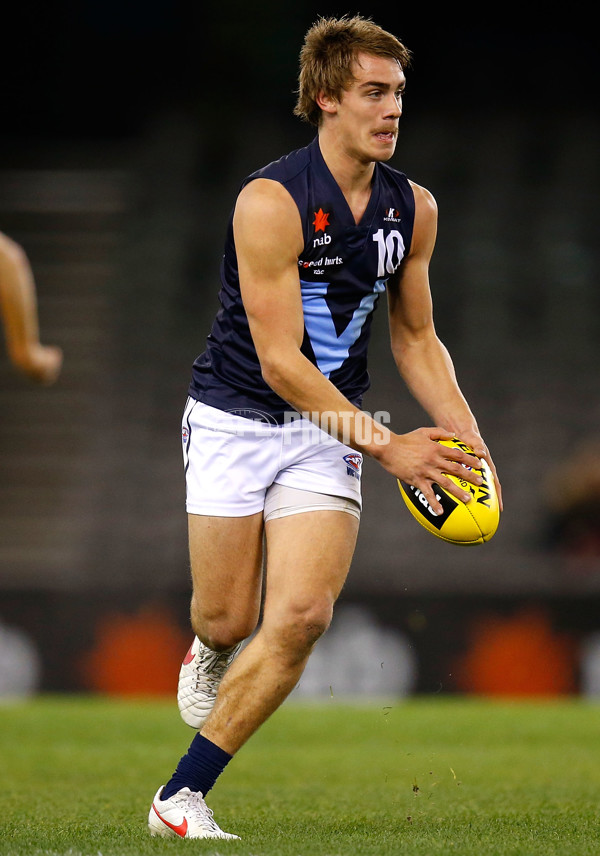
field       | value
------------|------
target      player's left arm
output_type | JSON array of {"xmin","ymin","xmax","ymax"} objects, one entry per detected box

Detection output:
[{"xmin": 387, "ymin": 182, "xmax": 503, "ymax": 508}]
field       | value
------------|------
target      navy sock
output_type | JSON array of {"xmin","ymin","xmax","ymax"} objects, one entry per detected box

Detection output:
[{"xmin": 161, "ymin": 734, "xmax": 232, "ymax": 800}]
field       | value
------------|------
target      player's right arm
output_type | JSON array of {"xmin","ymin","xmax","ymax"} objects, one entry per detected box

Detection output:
[
  {"xmin": 0, "ymin": 232, "xmax": 62, "ymax": 384},
  {"xmin": 233, "ymin": 179, "xmax": 482, "ymax": 513},
  {"xmin": 234, "ymin": 178, "xmax": 364, "ymax": 418}
]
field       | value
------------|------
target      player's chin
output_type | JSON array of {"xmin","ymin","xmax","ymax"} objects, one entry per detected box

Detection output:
[{"xmin": 370, "ymin": 133, "xmax": 397, "ymax": 160}]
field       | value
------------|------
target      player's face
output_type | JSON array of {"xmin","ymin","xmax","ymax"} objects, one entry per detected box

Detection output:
[{"xmin": 334, "ymin": 53, "xmax": 405, "ymax": 163}]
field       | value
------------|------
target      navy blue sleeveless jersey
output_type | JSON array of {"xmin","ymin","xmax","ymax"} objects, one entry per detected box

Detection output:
[{"xmin": 188, "ymin": 136, "xmax": 415, "ymax": 423}]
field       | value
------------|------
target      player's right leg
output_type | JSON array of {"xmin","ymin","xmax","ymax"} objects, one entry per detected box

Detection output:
[
  {"xmin": 150, "ymin": 509, "xmax": 264, "ymax": 840},
  {"xmin": 178, "ymin": 511, "xmax": 264, "ymax": 728},
  {"xmin": 150, "ymin": 396, "xmax": 273, "ymax": 837},
  {"xmin": 176, "ymin": 399, "xmax": 277, "ymax": 729}
]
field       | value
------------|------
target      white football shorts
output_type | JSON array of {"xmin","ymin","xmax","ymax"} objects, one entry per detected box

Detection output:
[{"xmin": 182, "ymin": 398, "xmax": 362, "ymax": 518}]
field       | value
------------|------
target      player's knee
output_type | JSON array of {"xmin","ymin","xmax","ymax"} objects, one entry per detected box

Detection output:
[
  {"xmin": 194, "ymin": 620, "xmax": 252, "ymax": 653},
  {"xmin": 275, "ymin": 599, "xmax": 333, "ymax": 658},
  {"xmin": 190, "ymin": 598, "xmax": 256, "ymax": 652}
]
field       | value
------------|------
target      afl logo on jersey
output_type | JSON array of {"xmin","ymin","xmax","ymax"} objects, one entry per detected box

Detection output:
[{"xmin": 343, "ymin": 453, "xmax": 363, "ymax": 480}]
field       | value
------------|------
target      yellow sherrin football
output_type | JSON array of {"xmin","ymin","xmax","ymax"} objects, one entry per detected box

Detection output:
[{"xmin": 398, "ymin": 438, "xmax": 500, "ymax": 545}]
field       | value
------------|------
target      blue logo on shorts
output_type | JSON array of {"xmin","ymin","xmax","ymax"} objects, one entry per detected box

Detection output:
[{"xmin": 343, "ymin": 453, "xmax": 362, "ymax": 480}]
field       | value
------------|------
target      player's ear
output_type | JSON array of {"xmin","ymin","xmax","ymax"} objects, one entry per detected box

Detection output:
[{"xmin": 316, "ymin": 89, "xmax": 339, "ymax": 116}]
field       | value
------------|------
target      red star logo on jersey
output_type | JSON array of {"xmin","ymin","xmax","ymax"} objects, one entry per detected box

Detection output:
[{"xmin": 312, "ymin": 208, "xmax": 330, "ymax": 233}]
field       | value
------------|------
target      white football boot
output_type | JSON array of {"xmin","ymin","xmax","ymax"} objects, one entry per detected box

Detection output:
[
  {"xmin": 177, "ymin": 636, "xmax": 242, "ymax": 729},
  {"xmin": 148, "ymin": 786, "xmax": 239, "ymax": 840}
]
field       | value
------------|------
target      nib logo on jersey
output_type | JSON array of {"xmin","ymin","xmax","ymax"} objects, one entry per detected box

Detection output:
[
  {"xmin": 312, "ymin": 208, "xmax": 331, "ymax": 246},
  {"xmin": 299, "ymin": 207, "xmax": 342, "ymax": 274},
  {"xmin": 383, "ymin": 207, "xmax": 402, "ymax": 223}
]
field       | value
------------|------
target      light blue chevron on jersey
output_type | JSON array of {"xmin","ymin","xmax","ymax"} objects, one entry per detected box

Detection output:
[{"xmin": 301, "ymin": 278, "xmax": 387, "ymax": 377}]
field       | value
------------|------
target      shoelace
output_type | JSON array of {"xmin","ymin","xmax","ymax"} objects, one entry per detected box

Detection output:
[
  {"xmin": 194, "ymin": 645, "xmax": 240, "ymax": 692},
  {"xmin": 182, "ymin": 791, "xmax": 222, "ymax": 833}
]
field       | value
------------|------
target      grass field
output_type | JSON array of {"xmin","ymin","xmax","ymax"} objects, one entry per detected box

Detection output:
[{"xmin": 2, "ymin": 695, "xmax": 600, "ymax": 855}]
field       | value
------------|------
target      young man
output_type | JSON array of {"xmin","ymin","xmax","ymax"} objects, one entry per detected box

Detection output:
[
  {"xmin": 148, "ymin": 15, "xmax": 502, "ymax": 840},
  {"xmin": 0, "ymin": 231, "xmax": 62, "ymax": 385}
]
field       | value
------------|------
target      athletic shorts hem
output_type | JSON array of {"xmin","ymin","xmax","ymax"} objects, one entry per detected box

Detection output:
[
  {"xmin": 271, "ymin": 476, "xmax": 362, "ymax": 509},
  {"xmin": 186, "ymin": 500, "xmax": 265, "ymax": 517}
]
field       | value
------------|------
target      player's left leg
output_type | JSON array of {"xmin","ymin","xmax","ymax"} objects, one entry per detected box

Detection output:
[
  {"xmin": 200, "ymin": 506, "xmax": 359, "ymax": 754},
  {"xmin": 151, "ymin": 507, "xmax": 358, "ymax": 840},
  {"xmin": 153, "ymin": 416, "xmax": 362, "ymax": 839}
]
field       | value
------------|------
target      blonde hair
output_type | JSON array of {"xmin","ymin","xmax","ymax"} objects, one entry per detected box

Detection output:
[{"xmin": 294, "ymin": 15, "xmax": 411, "ymax": 126}]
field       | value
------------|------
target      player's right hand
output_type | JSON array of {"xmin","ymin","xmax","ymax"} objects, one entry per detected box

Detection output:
[{"xmin": 375, "ymin": 426, "xmax": 483, "ymax": 515}]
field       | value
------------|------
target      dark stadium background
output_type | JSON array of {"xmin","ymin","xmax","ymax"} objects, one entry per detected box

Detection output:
[{"xmin": 0, "ymin": 2, "xmax": 598, "ymax": 698}]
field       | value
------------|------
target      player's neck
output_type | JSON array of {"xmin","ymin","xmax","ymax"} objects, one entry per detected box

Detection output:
[
  {"xmin": 317, "ymin": 131, "xmax": 375, "ymax": 224},
  {"xmin": 318, "ymin": 131, "xmax": 374, "ymax": 192}
]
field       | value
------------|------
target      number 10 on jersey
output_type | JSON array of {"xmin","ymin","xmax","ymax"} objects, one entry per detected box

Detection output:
[{"xmin": 372, "ymin": 228, "xmax": 405, "ymax": 277}]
